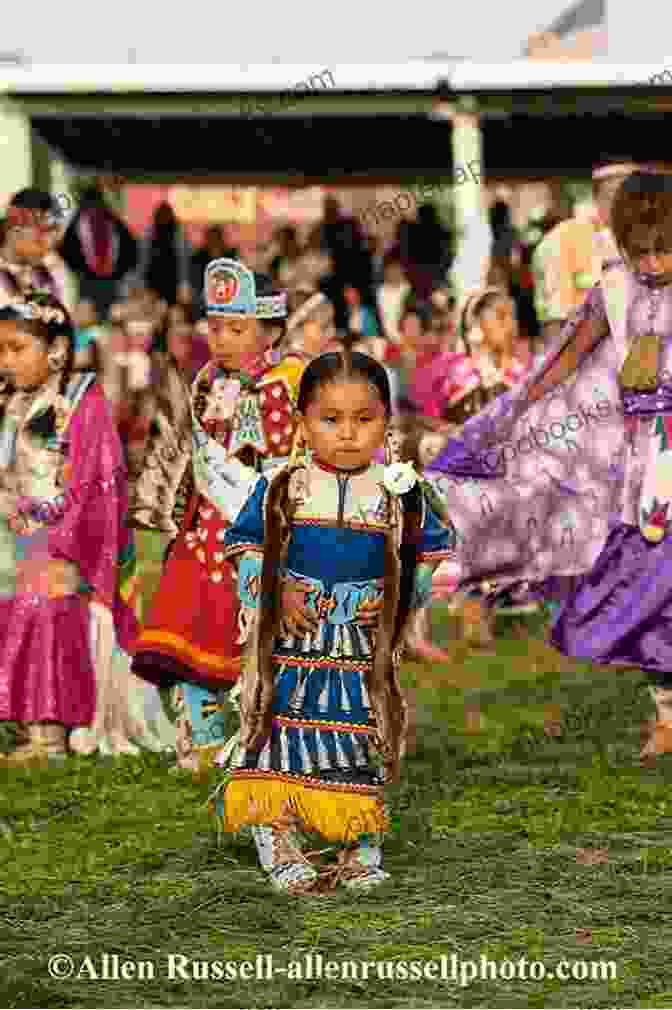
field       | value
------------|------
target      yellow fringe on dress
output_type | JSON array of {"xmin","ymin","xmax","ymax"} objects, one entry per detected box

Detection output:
[{"xmin": 221, "ymin": 776, "xmax": 388, "ymax": 842}]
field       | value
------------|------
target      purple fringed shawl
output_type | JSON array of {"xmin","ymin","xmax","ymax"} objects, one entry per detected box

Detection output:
[{"xmin": 427, "ymin": 284, "xmax": 628, "ymax": 590}]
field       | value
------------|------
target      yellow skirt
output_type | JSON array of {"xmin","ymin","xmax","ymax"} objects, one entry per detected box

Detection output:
[{"xmin": 218, "ymin": 773, "xmax": 388, "ymax": 843}]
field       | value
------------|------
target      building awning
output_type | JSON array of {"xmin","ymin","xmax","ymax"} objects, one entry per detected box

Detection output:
[
  {"xmin": 30, "ymin": 114, "xmax": 455, "ymax": 185},
  {"xmin": 6, "ymin": 62, "xmax": 672, "ymax": 184}
]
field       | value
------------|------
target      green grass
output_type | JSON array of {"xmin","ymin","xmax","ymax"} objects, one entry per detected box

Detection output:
[{"xmin": 2, "ymin": 606, "xmax": 672, "ymax": 1007}]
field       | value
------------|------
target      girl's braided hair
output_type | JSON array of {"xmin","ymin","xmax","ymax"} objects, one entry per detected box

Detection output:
[
  {"xmin": 295, "ymin": 331, "xmax": 391, "ymax": 414},
  {"xmin": 243, "ymin": 335, "xmax": 418, "ymax": 780}
]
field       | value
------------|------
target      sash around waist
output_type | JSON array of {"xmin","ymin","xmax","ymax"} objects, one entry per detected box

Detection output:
[{"xmin": 622, "ymin": 382, "xmax": 672, "ymax": 417}]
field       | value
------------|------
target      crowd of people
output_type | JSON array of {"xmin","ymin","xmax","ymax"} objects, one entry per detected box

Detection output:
[{"xmin": 3, "ymin": 160, "xmax": 672, "ymax": 893}]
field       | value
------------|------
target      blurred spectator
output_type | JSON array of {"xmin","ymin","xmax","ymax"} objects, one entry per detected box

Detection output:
[
  {"xmin": 400, "ymin": 305, "xmax": 459, "ymax": 419},
  {"xmin": 367, "ymin": 234, "xmax": 387, "ymax": 288},
  {"xmin": 397, "ymin": 204, "xmax": 452, "ymax": 301},
  {"xmin": 509, "ymin": 242, "xmax": 540, "ymax": 349},
  {"xmin": 444, "ymin": 287, "xmax": 530, "ymax": 424},
  {"xmin": 270, "ymin": 226, "xmax": 302, "ymax": 286},
  {"xmin": 135, "ymin": 202, "xmax": 192, "ymax": 308},
  {"xmin": 0, "ymin": 188, "xmax": 64, "ymax": 300},
  {"xmin": 60, "ymin": 183, "xmax": 137, "ymax": 320},
  {"xmin": 282, "ymin": 287, "xmax": 338, "ymax": 358},
  {"xmin": 315, "ymin": 195, "xmax": 374, "ymax": 326},
  {"xmin": 72, "ymin": 298, "xmax": 105, "ymax": 372},
  {"xmin": 490, "ymin": 199, "xmax": 515, "ymax": 262},
  {"xmin": 344, "ymin": 284, "xmax": 379, "ymax": 340},
  {"xmin": 376, "ymin": 255, "xmax": 412, "ymax": 343},
  {"xmin": 531, "ymin": 159, "xmax": 637, "ymax": 344}
]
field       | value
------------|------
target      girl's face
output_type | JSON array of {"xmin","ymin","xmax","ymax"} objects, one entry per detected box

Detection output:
[
  {"xmin": 479, "ymin": 297, "xmax": 517, "ymax": 352},
  {"xmin": 125, "ymin": 319, "xmax": 154, "ymax": 351},
  {"xmin": 207, "ymin": 315, "xmax": 263, "ymax": 369},
  {"xmin": 9, "ymin": 226, "xmax": 53, "ymax": 264},
  {"xmin": 418, "ymin": 432, "xmax": 445, "ymax": 467},
  {"xmin": 400, "ymin": 313, "xmax": 422, "ymax": 347},
  {"xmin": 167, "ymin": 305, "xmax": 187, "ymax": 327},
  {"xmin": 344, "ymin": 287, "xmax": 360, "ymax": 308},
  {"xmin": 300, "ymin": 378, "xmax": 388, "ymax": 471},
  {"xmin": 0, "ymin": 321, "xmax": 51, "ymax": 389}
]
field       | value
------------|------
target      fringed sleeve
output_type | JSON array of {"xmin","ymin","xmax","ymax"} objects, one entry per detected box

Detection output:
[
  {"xmin": 404, "ymin": 491, "xmax": 459, "ymax": 612},
  {"xmin": 128, "ymin": 355, "xmax": 192, "ymax": 536},
  {"xmin": 221, "ymin": 475, "xmax": 268, "ymax": 562},
  {"xmin": 416, "ymin": 497, "xmax": 459, "ymax": 564}
]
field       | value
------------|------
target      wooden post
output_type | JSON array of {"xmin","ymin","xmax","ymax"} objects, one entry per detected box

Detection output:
[
  {"xmin": 0, "ymin": 96, "xmax": 32, "ymax": 207},
  {"xmin": 444, "ymin": 97, "xmax": 492, "ymax": 303}
]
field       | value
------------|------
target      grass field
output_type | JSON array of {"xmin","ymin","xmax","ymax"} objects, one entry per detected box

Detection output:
[{"xmin": 2, "ymin": 607, "xmax": 672, "ymax": 1008}]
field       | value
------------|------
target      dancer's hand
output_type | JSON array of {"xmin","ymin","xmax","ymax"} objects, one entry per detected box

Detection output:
[
  {"xmin": 45, "ymin": 559, "xmax": 80, "ymax": 598},
  {"xmin": 16, "ymin": 558, "xmax": 79, "ymax": 598},
  {"xmin": 280, "ymin": 577, "xmax": 319, "ymax": 637}
]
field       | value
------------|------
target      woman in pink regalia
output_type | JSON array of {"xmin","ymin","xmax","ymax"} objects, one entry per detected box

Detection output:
[{"xmin": 0, "ymin": 290, "xmax": 173, "ymax": 764}]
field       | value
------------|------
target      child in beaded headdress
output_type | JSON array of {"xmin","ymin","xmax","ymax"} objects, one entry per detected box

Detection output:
[
  {"xmin": 0, "ymin": 290, "xmax": 172, "ymax": 763},
  {"xmin": 212, "ymin": 336, "xmax": 457, "ymax": 893},
  {"xmin": 130, "ymin": 258, "xmax": 310, "ymax": 774}
]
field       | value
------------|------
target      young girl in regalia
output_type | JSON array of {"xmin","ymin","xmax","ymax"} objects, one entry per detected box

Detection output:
[
  {"xmin": 0, "ymin": 190, "xmax": 64, "ymax": 302},
  {"xmin": 0, "ymin": 290, "xmax": 170, "ymax": 763},
  {"xmin": 213, "ymin": 339, "xmax": 456, "ymax": 893},
  {"xmin": 429, "ymin": 171, "xmax": 672, "ymax": 759},
  {"xmin": 130, "ymin": 259, "xmax": 307, "ymax": 773}
]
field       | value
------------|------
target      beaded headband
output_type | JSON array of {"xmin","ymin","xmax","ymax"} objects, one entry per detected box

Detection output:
[
  {"xmin": 5, "ymin": 206, "xmax": 62, "ymax": 231},
  {"xmin": 204, "ymin": 257, "xmax": 287, "ymax": 319},
  {"xmin": 0, "ymin": 294, "xmax": 67, "ymax": 326}
]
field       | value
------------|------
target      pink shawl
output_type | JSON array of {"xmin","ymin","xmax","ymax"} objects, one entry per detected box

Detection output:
[{"xmin": 47, "ymin": 383, "xmax": 138, "ymax": 649}]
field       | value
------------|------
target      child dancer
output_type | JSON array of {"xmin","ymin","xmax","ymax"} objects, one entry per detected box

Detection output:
[
  {"xmin": 443, "ymin": 286, "xmax": 530, "ymax": 425},
  {"xmin": 429, "ymin": 171, "xmax": 672, "ymax": 759},
  {"xmin": 214, "ymin": 338, "xmax": 456, "ymax": 893},
  {"xmin": 0, "ymin": 190, "xmax": 64, "ymax": 302},
  {"xmin": 130, "ymin": 258, "xmax": 302, "ymax": 773},
  {"xmin": 279, "ymin": 287, "xmax": 337, "ymax": 361},
  {"xmin": 0, "ymin": 290, "xmax": 165, "ymax": 763}
]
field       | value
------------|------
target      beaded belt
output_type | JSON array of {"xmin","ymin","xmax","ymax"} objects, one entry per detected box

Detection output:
[{"xmin": 622, "ymin": 382, "xmax": 672, "ymax": 417}]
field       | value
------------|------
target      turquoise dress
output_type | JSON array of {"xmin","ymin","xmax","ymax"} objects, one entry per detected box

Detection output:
[{"xmin": 219, "ymin": 460, "xmax": 456, "ymax": 841}]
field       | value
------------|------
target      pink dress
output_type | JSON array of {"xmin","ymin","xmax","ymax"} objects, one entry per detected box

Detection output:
[{"xmin": 0, "ymin": 377, "xmax": 137, "ymax": 726}]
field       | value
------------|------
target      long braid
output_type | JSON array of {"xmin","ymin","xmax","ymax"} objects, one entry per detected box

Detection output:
[
  {"xmin": 58, "ymin": 329, "xmax": 76, "ymax": 398},
  {"xmin": 241, "ymin": 463, "xmax": 303, "ymax": 749}
]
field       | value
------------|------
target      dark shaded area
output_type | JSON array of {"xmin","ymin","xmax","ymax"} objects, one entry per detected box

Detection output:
[
  {"xmin": 32, "ymin": 115, "xmax": 455, "ymax": 182},
  {"xmin": 483, "ymin": 112, "xmax": 672, "ymax": 179},
  {"xmin": 31, "ymin": 108, "xmax": 672, "ymax": 183}
]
